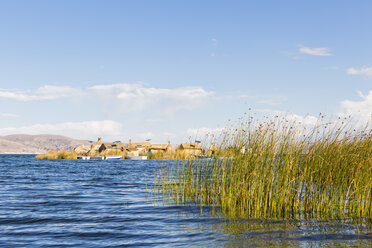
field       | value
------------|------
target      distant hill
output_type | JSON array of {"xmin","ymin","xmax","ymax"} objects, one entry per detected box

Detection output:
[{"xmin": 0, "ymin": 134, "xmax": 91, "ymax": 154}]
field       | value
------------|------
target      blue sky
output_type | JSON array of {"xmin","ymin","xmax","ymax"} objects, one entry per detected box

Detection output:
[{"xmin": 0, "ymin": 1, "xmax": 371, "ymax": 143}]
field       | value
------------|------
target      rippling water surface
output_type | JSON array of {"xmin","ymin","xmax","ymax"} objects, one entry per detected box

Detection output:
[{"xmin": 0, "ymin": 155, "xmax": 371, "ymax": 247}]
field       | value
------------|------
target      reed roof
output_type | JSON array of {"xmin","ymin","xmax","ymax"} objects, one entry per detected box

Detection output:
[
  {"xmin": 129, "ymin": 142, "xmax": 151, "ymax": 148},
  {"xmin": 101, "ymin": 142, "xmax": 124, "ymax": 149},
  {"xmin": 150, "ymin": 144, "xmax": 168, "ymax": 150},
  {"xmin": 209, "ymin": 143, "xmax": 218, "ymax": 151},
  {"xmin": 178, "ymin": 143, "xmax": 202, "ymax": 150}
]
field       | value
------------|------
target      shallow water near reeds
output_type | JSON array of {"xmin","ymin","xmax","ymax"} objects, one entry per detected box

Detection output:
[{"xmin": 0, "ymin": 155, "xmax": 371, "ymax": 247}]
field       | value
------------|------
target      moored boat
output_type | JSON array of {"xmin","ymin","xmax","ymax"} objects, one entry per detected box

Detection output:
[
  {"xmin": 77, "ymin": 155, "xmax": 122, "ymax": 160},
  {"xmin": 90, "ymin": 156, "xmax": 105, "ymax": 160},
  {"xmin": 105, "ymin": 156, "xmax": 122, "ymax": 160},
  {"xmin": 196, "ymin": 155, "xmax": 214, "ymax": 159},
  {"xmin": 125, "ymin": 156, "xmax": 147, "ymax": 160},
  {"xmin": 77, "ymin": 156, "xmax": 90, "ymax": 160}
]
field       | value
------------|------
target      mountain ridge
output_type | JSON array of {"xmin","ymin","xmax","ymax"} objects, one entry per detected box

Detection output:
[{"xmin": 0, "ymin": 134, "xmax": 91, "ymax": 154}]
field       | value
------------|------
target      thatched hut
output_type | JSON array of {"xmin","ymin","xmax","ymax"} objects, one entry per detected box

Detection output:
[
  {"xmin": 176, "ymin": 143, "xmax": 203, "ymax": 156},
  {"xmin": 126, "ymin": 148, "xmax": 140, "ymax": 156},
  {"xmin": 126, "ymin": 139, "xmax": 151, "ymax": 154},
  {"xmin": 98, "ymin": 142, "xmax": 125, "ymax": 154},
  {"xmin": 206, "ymin": 143, "xmax": 218, "ymax": 156},
  {"xmin": 87, "ymin": 137, "xmax": 103, "ymax": 155},
  {"xmin": 73, "ymin": 145, "xmax": 90, "ymax": 155},
  {"xmin": 149, "ymin": 141, "xmax": 175, "ymax": 155}
]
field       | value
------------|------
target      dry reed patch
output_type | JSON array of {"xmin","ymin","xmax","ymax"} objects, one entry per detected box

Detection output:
[{"xmin": 35, "ymin": 150, "xmax": 77, "ymax": 159}]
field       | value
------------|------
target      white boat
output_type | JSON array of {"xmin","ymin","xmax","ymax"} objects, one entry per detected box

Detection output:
[
  {"xmin": 105, "ymin": 156, "xmax": 122, "ymax": 160},
  {"xmin": 125, "ymin": 156, "xmax": 147, "ymax": 160},
  {"xmin": 90, "ymin": 156, "xmax": 105, "ymax": 160},
  {"xmin": 77, "ymin": 155, "xmax": 122, "ymax": 160},
  {"xmin": 77, "ymin": 156, "xmax": 90, "ymax": 160}
]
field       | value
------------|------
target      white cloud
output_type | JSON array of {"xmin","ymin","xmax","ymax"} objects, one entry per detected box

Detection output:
[
  {"xmin": 0, "ymin": 85, "xmax": 84, "ymax": 101},
  {"xmin": 339, "ymin": 90, "xmax": 372, "ymax": 125},
  {"xmin": 138, "ymin": 132, "xmax": 155, "ymax": 141},
  {"xmin": 89, "ymin": 83, "xmax": 142, "ymax": 93},
  {"xmin": 256, "ymin": 109, "xmax": 318, "ymax": 124},
  {"xmin": 256, "ymin": 109, "xmax": 320, "ymax": 132},
  {"xmin": 285, "ymin": 114, "xmax": 319, "ymax": 126},
  {"xmin": 347, "ymin": 66, "xmax": 372, "ymax": 77},
  {"xmin": 187, "ymin": 127, "xmax": 226, "ymax": 141},
  {"xmin": 0, "ymin": 83, "xmax": 214, "ymax": 115},
  {"xmin": 90, "ymin": 83, "xmax": 214, "ymax": 114},
  {"xmin": 184, "ymin": 90, "xmax": 372, "ymax": 145},
  {"xmin": 299, "ymin": 46, "xmax": 331, "ymax": 56},
  {"xmin": 128, "ymin": 131, "xmax": 180, "ymax": 144},
  {"xmin": 257, "ymin": 91, "xmax": 372, "ymax": 131},
  {"xmin": 36, "ymin": 85, "xmax": 84, "ymax": 99},
  {"xmin": 211, "ymin": 38, "xmax": 217, "ymax": 46},
  {"xmin": 0, "ymin": 120, "xmax": 124, "ymax": 141},
  {"xmin": 0, "ymin": 113, "xmax": 18, "ymax": 118}
]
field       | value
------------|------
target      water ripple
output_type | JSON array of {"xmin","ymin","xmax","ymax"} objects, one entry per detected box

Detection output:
[{"xmin": 0, "ymin": 155, "xmax": 371, "ymax": 247}]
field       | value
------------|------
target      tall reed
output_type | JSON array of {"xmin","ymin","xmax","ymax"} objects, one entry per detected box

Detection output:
[{"xmin": 156, "ymin": 116, "xmax": 372, "ymax": 219}]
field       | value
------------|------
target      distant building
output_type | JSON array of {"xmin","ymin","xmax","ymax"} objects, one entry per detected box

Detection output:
[
  {"xmin": 126, "ymin": 148, "xmax": 140, "ymax": 156},
  {"xmin": 126, "ymin": 139, "xmax": 151, "ymax": 153},
  {"xmin": 176, "ymin": 143, "xmax": 203, "ymax": 156},
  {"xmin": 98, "ymin": 142, "xmax": 125, "ymax": 153},
  {"xmin": 149, "ymin": 141, "xmax": 175, "ymax": 154},
  {"xmin": 74, "ymin": 145, "xmax": 90, "ymax": 155},
  {"xmin": 207, "ymin": 143, "xmax": 218, "ymax": 156},
  {"xmin": 87, "ymin": 137, "xmax": 103, "ymax": 155}
]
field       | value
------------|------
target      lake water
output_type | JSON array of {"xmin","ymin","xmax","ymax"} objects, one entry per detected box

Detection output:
[{"xmin": 0, "ymin": 155, "xmax": 371, "ymax": 247}]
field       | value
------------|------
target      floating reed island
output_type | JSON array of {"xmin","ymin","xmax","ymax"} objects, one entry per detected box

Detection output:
[
  {"xmin": 156, "ymin": 115, "xmax": 372, "ymax": 219},
  {"xmin": 35, "ymin": 138, "xmax": 208, "ymax": 160}
]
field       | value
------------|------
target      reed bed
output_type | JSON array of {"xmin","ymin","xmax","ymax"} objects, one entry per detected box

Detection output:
[
  {"xmin": 35, "ymin": 150, "xmax": 78, "ymax": 159},
  {"xmin": 156, "ymin": 116, "xmax": 372, "ymax": 219},
  {"xmin": 148, "ymin": 151, "xmax": 194, "ymax": 160}
]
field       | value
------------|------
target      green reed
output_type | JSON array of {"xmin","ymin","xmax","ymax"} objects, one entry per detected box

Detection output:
[{"xmin": 156, "ymin": 116, "xmax": 372, "ymax": 219}]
